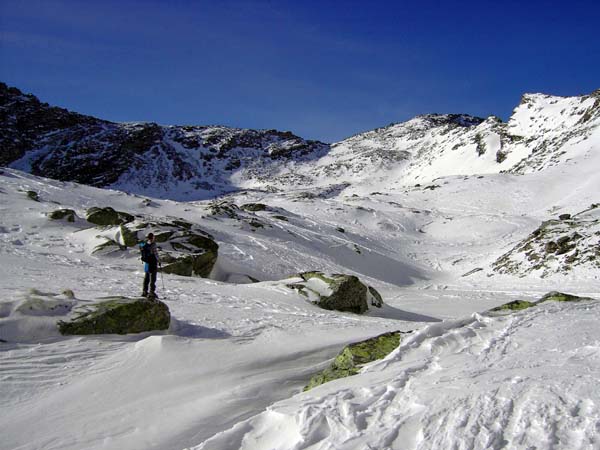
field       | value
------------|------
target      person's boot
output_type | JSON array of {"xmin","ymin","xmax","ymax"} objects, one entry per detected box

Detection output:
[
  {"xmin": 148, "ymin": 291, "xmax": 158, "ymax": 300},
  {"xmin": 141, "ymin": 291, "xmax": 148, "ymax": 298}
]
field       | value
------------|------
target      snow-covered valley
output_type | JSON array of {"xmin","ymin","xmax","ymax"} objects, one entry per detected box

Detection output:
[{"xmin": 1, "ymin": 85, "xmax": 600, "ymax": 449}]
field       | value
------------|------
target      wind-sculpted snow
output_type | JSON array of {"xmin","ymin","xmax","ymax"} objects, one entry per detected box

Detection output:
[{"xmin": 194, "ymin": 300, "xmax": 600, "ymax": 450}]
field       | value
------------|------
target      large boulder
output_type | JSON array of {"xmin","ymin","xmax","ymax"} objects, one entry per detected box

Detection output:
[
  {"xmin": 58, "ymin": 296, "xmax": 170, "ymax": 335},
  {"xmin": 287, "ymin": 271, "xmax": 383, "ymax": 314},
  {"xmin": 48, "ymin": 208, "xmax": 78, "ymax": 223},
  {"xmin": 87, "ymin": 206, "xmax": 134, "ymax": 226},
  {"xmin": 305, "ymin": 331, "xmax": 404, "ymax": 391},
  {"xmin": 135, "ymin": 219, "xmax": 219, "ymax": 277},
  {"xmin": 89, "ymin": 215, "xmax": 219, "ymax": 277}
]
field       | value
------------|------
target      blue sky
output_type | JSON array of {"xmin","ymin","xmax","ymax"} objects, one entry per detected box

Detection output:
[{"xmin": 1, "ymin": 0, "xmax": 599, "ymax": 142}]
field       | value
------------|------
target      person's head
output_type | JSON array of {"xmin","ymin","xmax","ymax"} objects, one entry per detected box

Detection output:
[{"xmin": 147, "ymin": 233, "xmax": 155, "ymax": 242}]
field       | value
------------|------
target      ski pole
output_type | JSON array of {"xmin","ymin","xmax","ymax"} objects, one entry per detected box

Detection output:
[{"xmin": 160, "ymin": 262, "xmax": 165, "ymax": 292}]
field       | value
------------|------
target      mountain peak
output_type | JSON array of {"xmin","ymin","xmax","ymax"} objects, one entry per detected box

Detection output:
[{"xmin": 414, "ymin": 113, "xmax": 485, "ymax": 128}]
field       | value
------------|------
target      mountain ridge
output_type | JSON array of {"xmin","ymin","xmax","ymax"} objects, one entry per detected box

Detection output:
[{"xmin": 1, "ymin": 82, "xmax": 599, "ymax": 200}]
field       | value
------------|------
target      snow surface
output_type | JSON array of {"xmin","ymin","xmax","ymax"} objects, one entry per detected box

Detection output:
[{"xmin": 2, "ymin": 92, "xmax": 600, "ymax": 449}]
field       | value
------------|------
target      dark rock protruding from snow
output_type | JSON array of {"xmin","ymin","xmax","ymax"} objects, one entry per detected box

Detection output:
[
  {"xmin": 48, "ymin": 209, "xmax": 77, "ymax": 222},
  {"xmin": 304, "ymin": 331, "xmax": 405, "ymax": 391},
  {"xmin": 287, "ymin": 271, "xmax": 384, "ymax": 314},
  {"xmin": 58, "ymin": 296, "xmax": 170, "ymax": 335},
  {"xmin": 489, "ymin": 291, "xmax": 595, "ymax": 314},
  {"xmin": 89, "ymin": 214, "xmax": 219, "ymax": 278},
  {"xmin": 492, "ymin": 204, "xmax": 600, "ymax": 277},
  {"xmin": 86, "ymin": 207, "xmax": 134, "ymax": 226}
]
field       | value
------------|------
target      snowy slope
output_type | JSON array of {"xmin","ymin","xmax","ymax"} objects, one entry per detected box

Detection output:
[{"xmin": 196, "ymin": 299, "xmax": 600, "ymax": 450}]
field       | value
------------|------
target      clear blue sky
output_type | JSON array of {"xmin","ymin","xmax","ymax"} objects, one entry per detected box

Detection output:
[{"xmin": 1, "ymin": 0, "xmax": 599, "ymax": 142}]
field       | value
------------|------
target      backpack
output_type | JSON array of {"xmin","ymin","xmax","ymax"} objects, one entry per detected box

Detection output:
[{"xmin": 140, "ymin": 242, "xmax": 152, "ymax": 263}]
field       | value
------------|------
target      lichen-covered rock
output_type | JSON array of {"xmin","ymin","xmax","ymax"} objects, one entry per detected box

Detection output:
[
  {"xmin": 490, "ymin": 300, "xmax": 536, "ymax": 312},
  {"xmin": 57, "ymin": 296, "xmax": 170, "ymax": 335},
  {"xmin": 305, "ymin": 331, "xmax": 404, "ymax": 391},
  {"xmin": 161, "ymin": 252, "xmax": 217, "ymax": 277},
  {"xmin": 86, "ymin": 214, "xmax": 218, "ymax": 277},
  {"xmin": 92, "ymin": 237, "xmax": 123, "ymax": 255},
  {"xmin": 87, "ymin": 207, "xmax": 134, "ymax": 226},
  {"xmin": 287, "ymin": 271, "xmax": 383, "ymax": 314},
  {"xmin": 134, "ymin": 220, "xmax": 219, "ymax": 277},
  {"xmin": 489, "ymin": 291, "xmax": 595, "ymax": 315},
  {"xmin": 538, "ymin": 291, "xmax": 594, "ymax": 303},
  {"xmin": 26, "ymin": 190, "xmax": 39, "ymax": 201},
  {"xmin": 48, "ymin": 209, "xmax": 77, "ymax": 222},
  {"xmin": 492, "ymin": 204, "xmax": 600, "ymax": 277},
  {"xmin": 119, "ymin": 224, "xmax": 139, "ymax": 247}
]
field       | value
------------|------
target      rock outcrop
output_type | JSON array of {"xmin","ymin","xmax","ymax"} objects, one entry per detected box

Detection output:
[
  {"xmin": 287, "ymin": 271, "xmax": 383, "ymax": 314},
  {"xmin": 48, "ymin": 209, "xmax": 78, "ymax": 222},
  {"xmin": 86, "ymin": 207, "xmax": 134, "ymax": 226},
  {"xmin": 305, "ymin": 331, "xmax": 404, "ymax": 391},
  {"xmin": 58, "ymin": 296, "xmax": 170, "ymax": 335},
  {"xmin": 135, "ymin": 219, "xmax": 218, "ymax": 277},
  {"xmin": 90, "ymin": 215, "xmax": 219, "ymax": 277},
  {"xmin": 489, "ymin": 291, "xmax": 595, "ymax": 313},
  {"xmin": 492, "ymin": 204, "xmax": 600, "ymax": 277}
]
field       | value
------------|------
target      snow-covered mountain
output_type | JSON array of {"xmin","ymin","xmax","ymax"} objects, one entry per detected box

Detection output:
[
  {"xmin": 0, "ymin": 83, "xmax": 329, "ymax": 199},
  {"xmin": 2, "ymin": 83, "xmax": 600, "ymax": 200}
]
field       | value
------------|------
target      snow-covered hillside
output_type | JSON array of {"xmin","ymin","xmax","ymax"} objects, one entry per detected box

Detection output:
[
  {"xmin": 1, "ymin": 83, "xmax": 600, "ymax": 450},
  {"xmin": 2, "ymin": 83, "xmax": 600, "ymax": 199}
]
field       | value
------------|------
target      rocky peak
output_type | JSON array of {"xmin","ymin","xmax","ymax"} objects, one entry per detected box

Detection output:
[
  {"xmin": 0, "ymin": 83, "xmax": 104, "ymax": 166},
  {"xmin": 414, "ymin": 113, "xmax": 485, "ymax": 129}
]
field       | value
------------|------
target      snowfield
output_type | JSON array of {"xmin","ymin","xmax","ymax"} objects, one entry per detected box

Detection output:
[
  {"xmin": 1, "ymin": 90, "xmax": 600, "ymax": 450},
  {"xmin": 197, "ymin": 300, "xmax": 600, "ymax": 450}
]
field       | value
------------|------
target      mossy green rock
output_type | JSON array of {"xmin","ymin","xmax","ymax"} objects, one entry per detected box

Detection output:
[
  {"xmin": 305, "ymin": 331, "xmax": 403, "ymax": 391},
  {"xmin": 92, "ymin": 238, "xmax": 122, "ymax": 254},
  {"xmin": 490, "ymin": 300, "xmax": 536, "ymax": 312},
  {"xmin": 27, "ymin": 190, "xmax": 40, "ymax": 201},
  {"xmin": 119, "ymin": 224, "xmax": 139, "ymax": 247},
  {"xmin": 538, "ymin": 291, "xmax": 593, "ymax": 303},
  {"xmin": 489, "ymin": 291, "xmax": 594, "ymax": 315},
  {"xmin": 162, "ymin": 250, "xmax": 217, "ymax": 277},
  {"xmin": 294, "ymin": 271, "xmax": 383, "ymax": 314},
  {"xmin": 48, "ymin": 209, "xmax": 77, "ymax": 222},
  {"xmin": 58, "ymin": 296, "xmax": 170, "ymax": 335},
  {"xmin": 133, "ymin": 221, "xmax": 219, "ymax": 277},
  {"xmin": 87, "ymin": 207, "xmax": 134, "ymax": 226}
]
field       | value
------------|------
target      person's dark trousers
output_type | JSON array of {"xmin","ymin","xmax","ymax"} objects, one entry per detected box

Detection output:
[{"xmin": 143, "ymin": 270, "xmax": 158, "ymax": 296}]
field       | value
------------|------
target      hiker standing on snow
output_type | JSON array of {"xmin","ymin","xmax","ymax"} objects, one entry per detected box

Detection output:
[{"xmin": 141, "ymin": 233, "xmax": 160, "ymax": 298}]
